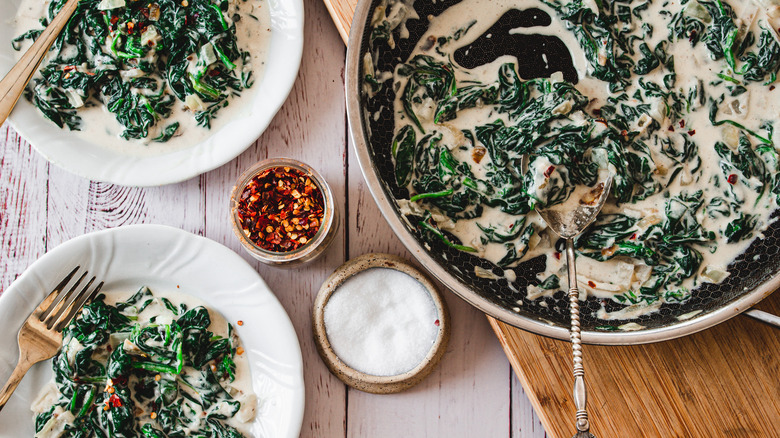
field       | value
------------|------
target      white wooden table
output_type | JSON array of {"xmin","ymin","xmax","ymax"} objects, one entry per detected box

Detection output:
[{"xmin": 0, "ymin": 1, "xmax": 548, "ymax": 436}]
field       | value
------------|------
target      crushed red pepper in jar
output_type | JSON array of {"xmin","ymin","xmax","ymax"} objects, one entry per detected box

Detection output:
[{"xmin": 236, "ymin": 166, "xmax": 325, "ymax": 252}]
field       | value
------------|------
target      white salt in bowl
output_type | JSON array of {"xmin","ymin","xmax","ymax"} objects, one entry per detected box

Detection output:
[{"xmin": 312, "ymin": 253, "xmax": 450, "ymax": 394}]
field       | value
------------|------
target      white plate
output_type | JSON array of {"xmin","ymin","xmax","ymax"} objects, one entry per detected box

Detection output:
[
  {"xmin": 0, "ymin": 225, "xmax": 304, "ymax": 437},
  {"xmin": 0, "ymin": 0, "xmax": 303, "ymax": 186}
]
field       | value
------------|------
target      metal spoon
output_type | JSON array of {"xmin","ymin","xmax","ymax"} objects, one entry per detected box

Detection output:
[{"xmin": 531, "ymin": 163, "xmax": 613, "ymax": 438}]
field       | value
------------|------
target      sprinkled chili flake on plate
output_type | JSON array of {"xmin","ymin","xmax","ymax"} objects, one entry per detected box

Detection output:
[{"xmin": 236, "ymin": 166, "xmax": 325, "ymax": 252}]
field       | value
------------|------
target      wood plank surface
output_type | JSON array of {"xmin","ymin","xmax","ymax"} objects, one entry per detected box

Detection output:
[
  {"xmin": 323, "ymin": 0, "xmax": 780, "ymax": 437},
  {"xmin": 0, "ymin": 0, "xmax": 549, "ymax": 436},
  {"xmin": 0, "ymin": 129, "xmax": 48, "ymax": 293},
  {"xmin": 346, "ymin": 137, "xmax": 522, "ymax": 437},
  {"xmin": 203, "ymin": 4, "xmax": 351, "ymax": 434},
  {"xmin": 491, "ymin": 292, "xmax": 780, "ymax": 438}
]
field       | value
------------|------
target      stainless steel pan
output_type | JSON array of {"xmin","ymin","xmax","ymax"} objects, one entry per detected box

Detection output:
[{"xmin": 345, "ymin": 0, "xmax": 780, "ymax": 344}]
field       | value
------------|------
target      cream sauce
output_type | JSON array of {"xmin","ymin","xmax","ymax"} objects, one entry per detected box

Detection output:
[
  {"xmin": 31, "ymin": 290, "xmax": 256, "ymax": 437},
  {"xmin": 382, "ymin": 0, "xmax": 780, "ymax": 319},
  {"xmin": 13, "ymin": 0, "xmax": 271, "ymax": 157}
]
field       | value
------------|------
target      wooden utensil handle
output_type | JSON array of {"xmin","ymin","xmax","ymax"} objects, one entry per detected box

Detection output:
[
  {"xmin": 0, "ymin": 0, "xmax": 80, "ymax": 126},
  {"xmin": 0, "ymin": 353, "xmax": 34, "ymax": 413}
]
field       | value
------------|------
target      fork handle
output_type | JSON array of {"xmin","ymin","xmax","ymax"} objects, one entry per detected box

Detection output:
[
  {"xmin": 0, "ymin": 355, "xmax": 36, "ymax": 413},
  {"xmin": 0, "ymin": 0, "xmax": 80, "ymax": 126}
]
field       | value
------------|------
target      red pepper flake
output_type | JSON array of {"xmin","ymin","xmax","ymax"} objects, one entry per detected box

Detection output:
[
  {"xmin": 620, "ymin": 129, "xmax": 628, "ymax": 137},
  {"xmin": 127, "ymin": 21, "xmax": 135, "ymax": 33},
  {"xmin": 679, "ymin": 120, "xmax": 685, "ymax": 128},
  {"xmin": 668, "ymin": 125, "xmax": 675, "ymax": 132},
  {"xmin": 236, "ymin": 166, "xmax": 325, "ymax": 252},
  {"xmin": 689, "ymin": 30, "xmax": 697, "ymax": 43},
  {"xmin": 109, "ymin": 394, "xmax": 123, "ymax": 408},
  {"xmin": 629, "ymin": 233, "xmax": 637, "ymax": 240},
  {"xmin": 727, "ymin": 174, "xmax": 737, "ymax": 184},
  {"xmin": 595, "ymin": 118, "xmax": 608, "ymax": 127},
  {"xmin": 110, "ymin": 16, "xmax": 119, "ymax": 25},
  {"xmin": 62, "ymin": 65, "xmax": 77, "ymax": 72},
  {"xmin": 544, "ymin": 165, "xmax": 556, "ymax": 178},
  {"xmin": 687, "ymin": 130, "xmax": 696, "ymax": 136},
  {"xmin": 237, "ymin": 320, "xmax": 244, "ymax": 326},
  {"xmin": 771, "ymin": 85, "xmax": 777, "ymax": 91},
  {"xmin": 434, "ymin": 319, "xmax": 440, "ymax": 326},
  {"xmin": 592, "ymin": 108, "xmax": 601, "ymax": 116},
  {"xmin": 587, "ymin": 281, "xmax": 597, "ymax": 288},
  {"xmin": 554, "ymin": 252, "xmax": 561, "ymax": 260}
]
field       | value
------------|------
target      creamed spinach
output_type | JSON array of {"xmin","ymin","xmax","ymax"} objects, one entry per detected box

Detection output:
[
  {"xmin": 13, "ymin": 0, "xmax": 254, "ymax": 142},
  {"xmin": 371, "ymin": 0, "xmax": 780, "ymax": 318},
  {"xmin": 32, "ymin": 287, "xmax": 254, "ymax": 437}
]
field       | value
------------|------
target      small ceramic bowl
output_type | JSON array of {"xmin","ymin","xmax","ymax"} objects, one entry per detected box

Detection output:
[
  {"xmin": 230, "ymin": 157, "xmax": 339, "ymax": 267},
  {"xmin": 312, "ymin": 253, "xmax": 450, "ymax": 394}
]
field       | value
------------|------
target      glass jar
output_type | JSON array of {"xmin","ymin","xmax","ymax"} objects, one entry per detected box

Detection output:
[{"xmin": 230, "ymin": 157, "xmax": 339, "ymax": 266}]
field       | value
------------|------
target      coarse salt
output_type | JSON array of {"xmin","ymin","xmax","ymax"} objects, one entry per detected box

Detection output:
[{"xmin": 323, "ymin": 267, "xmax": 439, "ymax": 377}]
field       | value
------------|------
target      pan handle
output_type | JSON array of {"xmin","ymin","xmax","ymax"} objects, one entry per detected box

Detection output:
[{"xmin": 743, "ymin": 308, "xmax": 780, "ymax": 328}]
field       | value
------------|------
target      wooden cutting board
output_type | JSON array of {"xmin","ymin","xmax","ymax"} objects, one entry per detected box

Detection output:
[
  {"xmin": 324, "ymin": 2, "xmax": 780, "ymax": 436},
  {"xmin": 489, "ymin": 295, "xmax": 780, "ymax": 438},
  {"xmin": 322, "ymin": 0, "xmax": 357, "ymax": 43}
]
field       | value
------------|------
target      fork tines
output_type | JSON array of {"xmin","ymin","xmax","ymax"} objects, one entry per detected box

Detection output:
[{"xmin": 36, "ymin": 266, "xmax": 104, "ymax": 332}]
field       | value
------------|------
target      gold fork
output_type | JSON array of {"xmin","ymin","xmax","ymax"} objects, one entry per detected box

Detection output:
[{"xmin": 0, "ymin": 266, "xmax": 103, "ymax": 412}]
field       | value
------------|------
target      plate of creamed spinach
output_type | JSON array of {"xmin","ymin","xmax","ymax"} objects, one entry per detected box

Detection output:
[
  {"xmin": 2, "ymin": 0, "xmax": 303, "ymax": 186},
  {"xmin": 0, "ymin": 225, "xmax": 304, "ymax": 437}
]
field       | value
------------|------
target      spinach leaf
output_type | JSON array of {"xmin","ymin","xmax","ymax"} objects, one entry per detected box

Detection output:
[{"xmin": 14, "ymin": 0, "xmax": 253, "ymax": 142}]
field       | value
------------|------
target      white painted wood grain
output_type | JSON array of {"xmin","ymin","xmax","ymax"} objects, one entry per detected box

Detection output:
[
  {"xmin": 512, "ymin": 373, "xmax": 547, "ymax": 437},
  {"xmin": 0, "ymin": 126, "xmax": 48, "ymax": 293},
  {"xmin": 45, "ymin": 167, "xmax": 206, "ymax": 249},
  {"xmin": 204, "ymin": 1, "xmax": 350, "ymax": 436},
  {"xmin": 0, "ymin": 0, "xmax": 551, "ymax": 434},
  {"xmin": 346, "ymin": 135, "xmax": 515, "ymax": 437}
]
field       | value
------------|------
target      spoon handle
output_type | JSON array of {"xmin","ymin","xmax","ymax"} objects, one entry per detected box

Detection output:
[
  {"xmin": 565, "ymin": 238, "xmax": 592, "ymax": 435},
  {"xmin": 743, "ymin": 308, "xmax": 780, "ymax": 329},
  {"xmin": 0, "ymin": 0, "xmax": 80, "ymax": 126}
]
